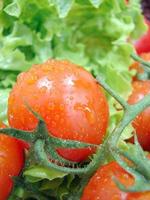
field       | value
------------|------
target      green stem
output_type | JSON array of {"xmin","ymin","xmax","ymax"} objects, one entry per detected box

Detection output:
[
  {"xmin": 96, "ymin": 76, "xmax": 128, "ymax": 109},
  {"xmin": 0, "ymin": 128, "xmax": 35, "ymax": 142},
  {"xmin": 80, "ymin": 94, "xmax": 150, "ymax": 175},
  {"xmin": 34, "ymin": 139, "xmax": 87, "ymax": 174},
  {"xmin": 109, "ymin": 94, "xmax": 150, "ymax": 147},
  {"xmin": 49, "ymin": 137, "xmax": 98, "ymax": 148},
  {"xmin": 46, "ymin": 144, "xmax": 78, "ymax": 165},
  {"xmin": 131, "ymin": 53, "xmax": 150, "ymax": 72}
]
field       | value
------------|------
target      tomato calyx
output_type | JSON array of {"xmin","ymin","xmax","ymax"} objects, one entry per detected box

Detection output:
[
  {"xmin": 0, "ymin": 107, "xmax": 98, "ymax": 174},
  {"xmin": 112, "ymin": 134, "xmax": 150, "ymax": 193},
  {"xmin": 0, "ymin": 77, "xmax": 150, "ymax": 174}
]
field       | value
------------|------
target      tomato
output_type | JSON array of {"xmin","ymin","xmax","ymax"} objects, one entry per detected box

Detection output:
[
  {"xmin": 135, "ymin": 20, "xmax": 150, "ymax": 54},
  {"xmin": 8, "ymin": 60, "xmax": 109, "ymax": 162},
  {"xmin": 0, "ymin": 174, "xmax": 13, "ymax": 200},
  {"xmin": 130, "ymin": 53, "xmax": 150, "ymax": 81},
  {"xmin": 0, "ymin": 122, "xmax": 24, "ymax": 176},
  {"xmin": 0, "ymin": 122, "xmax": 24, "ymax": 200},
  {"xmin": 81, "ymin": 161, "xmax": 150, "ymax": 200},
  {"xmin": 128, "ymin": 80, "xmax": 150, "ymax": 151}
]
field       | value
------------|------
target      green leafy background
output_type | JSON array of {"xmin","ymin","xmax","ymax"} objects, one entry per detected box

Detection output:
[{"xmin": 0, "ymin": 0, "xmax": 146, "ymax": 199}]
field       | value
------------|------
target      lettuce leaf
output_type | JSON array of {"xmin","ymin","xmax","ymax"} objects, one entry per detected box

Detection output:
[
  {"xmin": 24, "ymin": 166, "xmax": 67, "ymax": 183},
  {"xmin": 0, "ymin": 89, "xmax": 10, "ymax": 124}
]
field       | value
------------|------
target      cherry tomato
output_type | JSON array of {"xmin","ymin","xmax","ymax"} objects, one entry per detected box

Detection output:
[
  {"xmin": 0, "ymin": 122, "xmax": 24, "ymax": 200},
  {"xmin": 81, "ymin": 161, "xmax": 150, "ymax": 200},
  {"xmin": 128, "ymin": 80, "xmax": 150, "ymax": 151},
  {"xmin": 0, "ymin": 122, "xmax": 24, "ymax": 176},
  {"xmin": 135, "ymin": 20, "xmax": 150, "ymax": 54},
  {"xmin": 0, "ymin": 174, "xmax": 12, "ymax": 200},
  {"xmin": 8, "ymin": 60, "xmax": 109, "ymax": 162}
]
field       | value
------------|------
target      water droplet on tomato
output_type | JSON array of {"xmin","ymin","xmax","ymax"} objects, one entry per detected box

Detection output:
[
  {"xmin": 84, "ymin": 107, "xmax": 95, "ymax": 125},
  {"xmin": 74, "ymin": 103, "xmax": 95, "ymax": 125},
  {"xmin": 69, "ymin": 96, "xmax": 73, "ymax": 100},
  {"xmin": 63, "ymin": 75, "xmax": 75, "ymax": 86},
  {"xmin": 59, "ymin": 104, "xmax": 64, "ymax": 111},
  {"xmin": 37, "ymin": 77, "xmax": 53, "ymax": 91},
  {"xmin": 55, "ymin": 114, "xmax": 59, "ymax": 120}
]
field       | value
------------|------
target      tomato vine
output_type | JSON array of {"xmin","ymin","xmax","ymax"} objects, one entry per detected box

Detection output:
[{"xmin": 0, "ymin": 54, "xmax": 150, "ymax": 199}]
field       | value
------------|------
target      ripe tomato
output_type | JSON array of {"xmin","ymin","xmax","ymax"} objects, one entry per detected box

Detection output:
[
  {"xmin": 81, "ymin": 161, "xmax": 150, "ymax": 200},
  {"xmin": 0, "ymin": 174, "xmax": 13, "ymax": 200},
  {"xmin": 8, "ymin": 60, "xmax": 109, "ymax": 162},
  {"xmin": 0, "ymin": 122, "xmax": 24, "ymax": 176},
  {"xmin": 128, "ymin": 80, "xmax": 150, "ymax": 151},
  {"xmin": 135, "ymin": 20, "xmax": 150, "ymax": 54},
  {"xmin": 0, "ymin": 122, "xmax": 24, "ymax": 200}
]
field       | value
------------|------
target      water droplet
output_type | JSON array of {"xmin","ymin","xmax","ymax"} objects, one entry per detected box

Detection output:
[
  {"xmin": 74, "ymin": 103, "xmax": 95, "ymax": 125},
  {"xmin": 27, "ymin": 75, "xmax": 37, "ymax": 85},
  {"xmin": 55, "ymin": 114, "xmax": 59, "ymax": 120},
  {"xmin": 84, "ymin": 107, "xmax": 95, "ymax": 125},
  {"xmin": 37, "ymin": 77, "xmax": 53, "ymax": 91},
  {"xmin": 59, "ymin": 104, "xmax": 64, "ymax": 111},
  {"xmin": 63, "ymin": 76, "xmax": 75, "ymax": 86}
]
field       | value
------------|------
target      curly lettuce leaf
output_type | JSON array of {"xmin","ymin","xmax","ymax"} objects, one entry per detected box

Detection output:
[{"xmin": 0, "ymin": 89, "xmax": 10, "ymax": 124}]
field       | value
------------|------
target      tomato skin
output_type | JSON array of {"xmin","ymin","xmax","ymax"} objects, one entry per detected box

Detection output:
[
  {"xmin": 135, "ymin": 20, "xmax": 150, "ymax": 54},
  {"xmin": 0, "ymin": 122, "xmax": 24, "ymax": 176},
  {"xmin": 8, "ymin": 60, "xmax": 109, "ymax": 162},
  {"xmin": 0, "ymin": 122, "xmax": 24, "ymax": 200},
  {"xmin": 56, "ymin": 147, "xmax": 95, "ymax": 162},
  {"xmin": 18, "ymin": 139, "xmax": 30, "ymax": 150},
  {"xmin": 0, "ymin": 134, "xmax": 25, "ymax": 177},
  {"xmin": 0, "ymin": 174, "xmax": 13, "ymax": 200},
  {"xmin": 128, "ymin": 80, "xmax": 150, "ymax": 151},
  {"xmin": 81, "ymin": 162, "xmax": 150, "ymax": 200}
]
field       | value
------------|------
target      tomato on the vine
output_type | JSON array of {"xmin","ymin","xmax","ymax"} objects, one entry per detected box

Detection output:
[
  {"xmin": 8, "ymin": 60, "xmax": 109, "ymax": 162},
  {"xmin": 0, "ymin": 122, "xmax": 24, "ymax": 200},
  {"xmin": 81, "ymin": 161, "xmax": 150, "ymax": 200},
  {"xmin": 128, "ymin": 80, "xmax": 150, "ymax": 151}
]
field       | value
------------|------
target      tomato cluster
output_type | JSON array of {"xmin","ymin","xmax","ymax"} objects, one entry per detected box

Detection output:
[
  {"xmin": 128, "ymin": 80, "xmax": 150, "ymax": 150},
  {"xmin": 0, "ymin": 34, "xmax": 150, "ymax": 198},
  {"xmin": 128, "ymin": 20, "xmax": 150, "ymax": 151},
  {"xmin": 0, "ymin": 59, "xmax": 110, "ymax": 199},
  {"xmin": 81, "ymin": 18, "xmax": 150, "ymax": 200}
]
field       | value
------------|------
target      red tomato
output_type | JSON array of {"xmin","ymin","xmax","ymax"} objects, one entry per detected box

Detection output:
[
  {"xmin": 81, "ymin": 161, "xmax": 150, "ymax": 200},
  {"xmin": 0, "ymin": 122, "xmax": 24, "ymax": 200},
  {"xmin": 128, "ymin": 80, "xmax": 150, "ymax": 150},
  {"xmin": 18, "ymin": 139, "xmax": 30, "ymax": 150},
  {"xmin": 0, "ymin": 122, "xmax": 24, "ymax": 176},
  {"xmin": 0, "ymin": 174, "xmax": 13, "ymax": 200},
  {"xmin": 8, "ymin": 60, "xmax": 109, "ymax": 162},
  {"xmin": 135, "ymin": 20, "xmax": 150, "ymax": 54}
]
